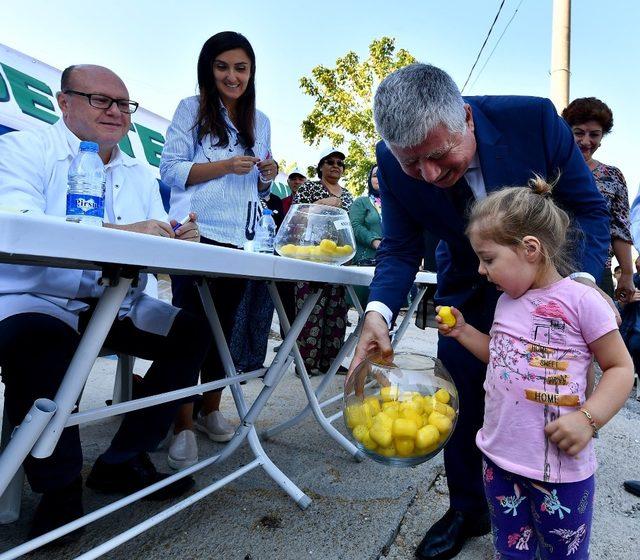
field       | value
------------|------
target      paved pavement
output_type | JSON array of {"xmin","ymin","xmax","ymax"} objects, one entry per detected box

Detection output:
[{"xmin": 1, "ymin": 307, "xmax": 638, "ymax": 559}]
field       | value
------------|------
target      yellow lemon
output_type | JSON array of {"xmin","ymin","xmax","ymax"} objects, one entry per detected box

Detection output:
[
  {"xmin": 380, "ymin": 385, "xmax": 399, "ymax": 402},
  {"xmin": 428, "ymin": 412, "xmax": 453, "ymax": 435},
  {"xmin": 393, "ymin": 418, "xmax": 418, "ymax": 439},
  {"xmin": 381, "ymin": 403, "xmax": 399, "ymax": 420},
  {"xmin": 345, "ymin": 403, "xmax": 372, "ymax": 429},
  {"xmin": 372, "ymin": 412, "xmax": 393, "ymax": 430},
  {"xmin": 395, "ymin": 438, "xmax": 415, "ymax": 457},
  {"xmin": 377, "ymin": 444, "xmax": 397, "ymax": 457},
  {"xmin": 352, "ymin": 424, "xmax": 369, "ymax": 442},
  {"xmin": 364, "ymin": 396, "xmax": 381, "ymax": 415},
  {"xmin": 279, "ymin": 244, "xmax": 297, "ymax": 256},
  {"xmin": 400, "ymin": 400, "xmax": 422, "ymax": 414},
  {"xmin": 369, "ymin": 424, "xmax": 393, "ymax": 447},
  {"xmin": 444, "ymin": 405, "xmax": 456, "ymax": 420},
  {"xmin": 415, "ymin": 425, "xmax": 440, "ymax": 450},
  {"xmin": 434, "ymin": 388, "xmax": 451, "ymax": 404},
  {"xmin": 437, "ymin": 306, "xmax": 456, "ymax": 327},
  {"xmin": 336, "ymin": 244, "xmax": 354, "ymax": 256},
  {"xmin": 319, "ymin": 239, "xmax": 338, "ymax": 253},
  {"xmin": 361, "ymin": 433, "xmax": 378, "ymax": 450},
  {"xmin": 422, "ymin": 396, "xmax": 435, "ymax": 415},
  {"xmin": 401, "ymin": 409, "xmax": 424, "ymax": 429},
  {"xmin": 411, "ymin": 395, "xmax": 425, "ymax": 413}
]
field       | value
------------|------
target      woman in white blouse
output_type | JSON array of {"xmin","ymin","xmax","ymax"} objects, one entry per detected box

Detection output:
[{"xmin": 160, "ymin": 31, "xmax": 277, "ymax": 470}]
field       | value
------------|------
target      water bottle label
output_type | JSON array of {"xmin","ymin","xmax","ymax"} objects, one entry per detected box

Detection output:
[{"xmin": 66, "ymin": 193, "xmax": 104, "ymax": 218}]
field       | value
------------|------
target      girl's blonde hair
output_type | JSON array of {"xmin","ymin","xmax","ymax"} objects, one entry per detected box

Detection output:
[{"xmin": 466, "ymin": 176, "xmax": 574, "ymax": 275}]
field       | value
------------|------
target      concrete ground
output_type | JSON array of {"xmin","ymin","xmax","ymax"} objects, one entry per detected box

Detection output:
[{"xmin": 1, "ymin": 299, "xmax": 639, "ymax": 559}]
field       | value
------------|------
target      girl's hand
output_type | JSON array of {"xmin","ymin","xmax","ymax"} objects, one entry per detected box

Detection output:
[
  {"xmin": 227, "ymin": 155, "xmax": 260, "ymax": 176},
  {"xmin": 435, "ymin": 305, "xmax": 466, "ymax": 338},
  {"xmin": 615, "ymin": 272, "xmax": 635, "ymax": 304},
  {"xmin": 544, "ymin": 411, "xmax": 593, "ymax": 456}
]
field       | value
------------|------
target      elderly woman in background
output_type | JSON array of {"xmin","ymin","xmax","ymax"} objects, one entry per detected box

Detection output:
[
  {"xmin": 562, "ymin": 97, "xmax": 634, "ymax": 301},
  {"xmin": 292, "ymin": 149, "xmax": 354, "ymax": 375}
]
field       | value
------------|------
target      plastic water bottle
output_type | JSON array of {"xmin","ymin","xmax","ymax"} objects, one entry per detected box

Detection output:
[
  {"xmin": 66, "ymin": 141, "xmax": 106, "ymax": 226},
  {"xmin": 254, "ymin": 209, "xmax": 276, "ymax": 253}
]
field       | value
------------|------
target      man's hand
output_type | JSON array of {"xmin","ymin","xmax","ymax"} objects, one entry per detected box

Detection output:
[
  {"xmin": 227, "ymin": 155, "xmax": 261, "ymax": 176},
  {"xmin": 572, "ymin": 276, "xmax": 621, "ymax": 325},
  {"xmin": 346, "ymin": 312, "xmax": 392, "ymax": 394},
  {"xmin": 171, "ymin": 212, "xmax": 200, "ymax": 242},
  {"xmin": 107, "ymin": 219, "xmax": 175, "ymax": 238},
  {"xmin": 615, "ymin": 271, "xmax": 635, "ymax": 304},
  {"xmin": 544, "ymin": 411, "xmax": 593, "ymax": 456}
]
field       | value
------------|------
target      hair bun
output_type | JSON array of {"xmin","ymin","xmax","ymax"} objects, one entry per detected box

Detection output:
[{"xmin": 528, "ymin": 174, "xmax": 553, "ymax": 198}]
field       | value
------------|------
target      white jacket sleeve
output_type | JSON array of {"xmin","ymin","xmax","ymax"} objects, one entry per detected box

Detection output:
[{"xmin": 0, "ymin": 130, "xmax": 49, "ymax": 214}]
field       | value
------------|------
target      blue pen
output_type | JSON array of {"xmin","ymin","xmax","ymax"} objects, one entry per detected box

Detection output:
[{"xmin": 172, "ymin": 214, "xmax": 192, "ymax": 233}]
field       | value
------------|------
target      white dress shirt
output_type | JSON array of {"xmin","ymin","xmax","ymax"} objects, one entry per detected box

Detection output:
[
  {"xmin": 160, "ymin": 96, "xmax": 272, "ymax": 248},
  {"xmin": 0, "ymin": 119, "xmax": 179, "ymax": 335},
  {"xmin": 366, "ymin": 153, "xmax": 486, "ymax": 327}
]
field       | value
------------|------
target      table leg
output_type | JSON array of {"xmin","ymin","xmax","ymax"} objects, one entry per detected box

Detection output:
[
  {"xmin": 196, "ymin": 280, "xmax": 319, "ymax": 508},
  {"xmin": 263, "ymin": 283, "xmax": 366, "ymax": 461},
  {"xmin": 31, "ymin": 278, "xmax": 132, "ymax": 459}
]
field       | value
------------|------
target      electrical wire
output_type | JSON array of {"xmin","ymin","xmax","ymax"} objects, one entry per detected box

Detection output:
[
  {"xmin": 468, "ymin": 0, "xmax": 527, "ymax": 92},
  {"xmin": 461, "ymin": 0, "xmax": 507, "ymax": 93}
]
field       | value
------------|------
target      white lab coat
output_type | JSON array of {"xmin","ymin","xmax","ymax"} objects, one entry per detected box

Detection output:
[{"xmin": 0, "ymin": 119, "xmax": 179, "ymax": 335}]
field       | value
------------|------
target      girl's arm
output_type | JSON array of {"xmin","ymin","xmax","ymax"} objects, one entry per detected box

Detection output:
[
  {"xmin": 545, "ymin": 329, "xmax": 634, "ymax": 456},
  {"xmin": 436, "ymin": 306, "xmax": 491, "ymax": 364}
]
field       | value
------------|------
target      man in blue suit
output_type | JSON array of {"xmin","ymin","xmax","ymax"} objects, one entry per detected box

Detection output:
[{"xmin": 349, "ymin": 64, "xmax": 610, "ymax": 560}]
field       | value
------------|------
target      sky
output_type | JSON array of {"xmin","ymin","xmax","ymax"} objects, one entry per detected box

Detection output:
[{"xmin": 3, "ymin": 0, "xmax": 639, "ymax": 197}]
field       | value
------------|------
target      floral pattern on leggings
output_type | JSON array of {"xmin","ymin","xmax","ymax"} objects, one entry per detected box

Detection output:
[{"xmin": 483, "ymin": 457, "xmax": 594, "ymax": 559}]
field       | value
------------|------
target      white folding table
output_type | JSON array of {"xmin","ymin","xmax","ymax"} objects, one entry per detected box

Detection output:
[{"xmin": 0, "ymin": 212, "xmax": 389, "ymax": 559}]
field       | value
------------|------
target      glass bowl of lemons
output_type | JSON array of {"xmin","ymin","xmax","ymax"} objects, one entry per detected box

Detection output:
[
  {"xmin": 274, "ymin": 203, "xmax": 355, "ymax": 265},
  {"xmin": 343, "ymin": 353, "xmax": 458, "ymax": 467}
]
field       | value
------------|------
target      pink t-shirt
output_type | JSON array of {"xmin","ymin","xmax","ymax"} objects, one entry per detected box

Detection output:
[{"xmin": 476, "ymin": 277, "xmax": 617, "ymax": 483}]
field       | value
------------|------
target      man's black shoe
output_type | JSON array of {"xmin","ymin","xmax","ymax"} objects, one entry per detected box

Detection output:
[
  {"xmin": 415, "ymin": 508, "xmax": 491, "ymax": 560},
  {"xmin": 29, "ymin": 475, "xmax": 85, "ymax": 545},
  {"xmin": 86, "ymin": 452, "xmax": 195, "ymax": 501},
  {"xmin": 623, "ymin": 480, "xmax": 640, "ymax": 497}
]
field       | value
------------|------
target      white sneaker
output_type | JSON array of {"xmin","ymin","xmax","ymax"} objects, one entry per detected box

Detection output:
[
  {"xmin": 167, "ymin": 429, "xmax": 198, "ymax": 470},
  {"xmin": 195, "ymin": 411, "xmax": 235, "ymax": 442}
]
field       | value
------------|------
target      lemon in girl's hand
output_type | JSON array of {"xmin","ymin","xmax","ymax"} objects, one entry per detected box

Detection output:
[{"xmin": 437, "ymin": 306, "xmax": 456, "ymax": 327}]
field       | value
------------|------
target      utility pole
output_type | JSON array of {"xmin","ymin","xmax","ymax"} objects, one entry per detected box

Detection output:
[{"xmin": 550, "ymin": 0, "xmax": 571, "ymax": 112}]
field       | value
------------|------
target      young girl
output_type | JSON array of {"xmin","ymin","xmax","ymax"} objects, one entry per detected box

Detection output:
[{"xmin": 436, "ymin": 177, "xmax": 634, "ymax": 559}]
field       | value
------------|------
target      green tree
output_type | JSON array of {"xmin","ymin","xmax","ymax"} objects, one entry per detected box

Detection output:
[{"xmin": 300, "ymin": 37, "xmax": 416, "ymax": 195}]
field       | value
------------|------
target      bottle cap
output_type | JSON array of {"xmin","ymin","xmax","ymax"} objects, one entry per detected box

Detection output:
[{"xmin": 79, "ymin": 141, "xmax": 99, "ymax": 152}]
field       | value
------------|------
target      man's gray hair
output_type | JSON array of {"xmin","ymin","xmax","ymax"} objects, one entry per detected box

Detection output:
[{"xmin": 373, "ymin": 63, "xmax": 467, "ymax": 148}]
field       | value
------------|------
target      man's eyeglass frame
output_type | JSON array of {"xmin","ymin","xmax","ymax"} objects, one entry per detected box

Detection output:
[{"xmin": 63, "ymin": 90, "xmax": 139, "ymax": 114}]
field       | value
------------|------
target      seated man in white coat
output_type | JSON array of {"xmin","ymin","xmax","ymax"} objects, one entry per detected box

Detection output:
[{"xmin": 0, "ymin": 65, "xmax": 209, "ymax": 541}]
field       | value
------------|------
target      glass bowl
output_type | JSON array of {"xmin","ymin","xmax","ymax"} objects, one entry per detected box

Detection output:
[
  {"xmin": 274, "ymin": 203, "xmax": 356, "ymax": 265},
  {"xmin": 343, "ymin": 353, "xmax": 458, "ymax": 467}
]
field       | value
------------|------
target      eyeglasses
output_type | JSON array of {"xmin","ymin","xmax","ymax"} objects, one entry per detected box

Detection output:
[
  {"xmin": 324, "ymin": 158, "xmax": 345, "ymax": 168},
  {"xmin": 63, "ymin": 90, "xmax": 139, "ymax": 114}
]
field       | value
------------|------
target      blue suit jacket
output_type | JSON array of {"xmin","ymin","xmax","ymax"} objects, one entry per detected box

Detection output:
[{"xmin": 370, "ymin": 96, "xmax": 610, "ymax": 316}]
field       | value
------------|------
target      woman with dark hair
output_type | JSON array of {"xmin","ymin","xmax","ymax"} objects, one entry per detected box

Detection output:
[
  {"xmin": 562, "ymin": 97, "xmax": 634, "ymax": 301},
  {"xmin": 292, "ymin": 149, "xmax": 354, "ymax": 376},
  {"xmin": 160, "ymin": 31, "xmax": 277, "ymax": 469}
]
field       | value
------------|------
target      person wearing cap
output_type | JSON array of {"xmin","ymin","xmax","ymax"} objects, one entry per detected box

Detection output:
[
  {"xmin": 292, "ymin": 148, "xmax": 354, "ymax": 375},
  {"xmin": 281, "ymin": 168, "xmax": 307, "ymax": 215}
]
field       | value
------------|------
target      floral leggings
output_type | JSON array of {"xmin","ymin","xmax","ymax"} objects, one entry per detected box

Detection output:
[{"xmin": 483, "ymin": 457, "xmax": 594, "ymax": 559}]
